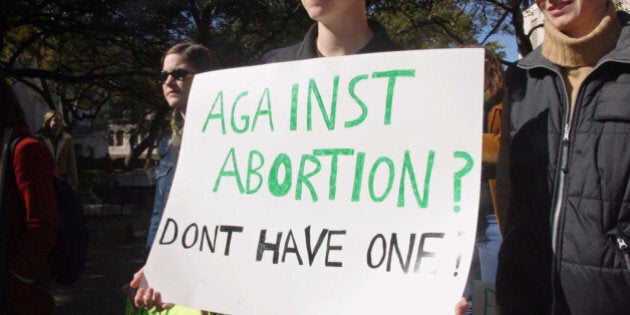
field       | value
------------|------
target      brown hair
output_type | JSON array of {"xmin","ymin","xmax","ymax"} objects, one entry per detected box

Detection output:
[
  {"xmin": 459, "ymin": 44, "xmax": 505, "ymax": 105},
  {"xmin": 483, "ymin": 48, "xmax": 505, "ymax": 105},
  {"xmin": 0, "ymin": 77, "xmax": 26, "ymax": 128},
  {"xmin": 161, "ymin": 43, "xmax": 220, "ymax": 73}
]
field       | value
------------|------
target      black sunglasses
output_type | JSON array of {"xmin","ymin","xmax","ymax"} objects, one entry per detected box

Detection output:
[{"xmin": 158, "ymin": 69, "xmax": 194, "ymax": 83}]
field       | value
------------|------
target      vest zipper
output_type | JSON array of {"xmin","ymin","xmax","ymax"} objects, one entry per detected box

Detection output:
[
  {"xmin": 522, "ymin": 63, "xmax": 573, "ymax": 314},
  {"xmin": 551, "ymin": 124, "xmax": 570, "ymax": 255},
  {"xmin": 549, "ymin": 61, "xmax": 604, "ymax": 313},
  {"xmin": 615, "ymin": 236, "xmax": 630, "ymax": 271},
  {"xmin": 549, "ymin": 73, "xmax": 571, "ymax": 315}
]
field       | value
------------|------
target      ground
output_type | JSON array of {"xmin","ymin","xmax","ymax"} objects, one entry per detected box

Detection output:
[{"xmin": 51, "ymin": 209, "xmax": 149, "ymax": 315}]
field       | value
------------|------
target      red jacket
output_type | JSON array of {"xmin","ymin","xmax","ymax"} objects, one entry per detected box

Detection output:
[{"xmin": 2, "ymin": 124, "xmax": 59, "ymax": 311}]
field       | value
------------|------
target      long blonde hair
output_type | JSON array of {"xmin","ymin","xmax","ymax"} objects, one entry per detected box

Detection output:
[{"xmin": 41, "ymin": 109, "xmax": 64, "ymax": 137}]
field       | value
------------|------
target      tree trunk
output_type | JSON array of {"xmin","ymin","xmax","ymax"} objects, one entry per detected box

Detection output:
[{"xmin": 125, "ymin": 108, "xmax": 169, "ymax": 170}]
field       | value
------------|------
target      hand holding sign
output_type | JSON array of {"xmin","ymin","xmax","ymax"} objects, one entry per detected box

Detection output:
[{"xmin": 129, "ymin": 267, "xmax": 172, "ymax": 311}]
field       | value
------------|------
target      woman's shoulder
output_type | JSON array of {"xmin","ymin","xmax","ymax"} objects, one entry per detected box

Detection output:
[
  {"xmin": 14, "ymin": 136, "xmax": 47, "ymax": 153},
  {"xmin": 61, "ymin": 131, "xmax": 73, "ymax": 141},
  {"xmin": 12, "ymin": 136, "xmax": 52, "ymax": 164}
]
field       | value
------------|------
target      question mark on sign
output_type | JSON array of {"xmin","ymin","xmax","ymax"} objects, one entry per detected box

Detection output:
[{"xmin": 453, "ymin": 151, "xmax": 473, "ymax": 213}]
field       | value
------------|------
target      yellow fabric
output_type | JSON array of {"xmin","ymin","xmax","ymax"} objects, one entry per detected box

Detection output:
[
  {"xmin": 55, "ymin": 137, "xmax": 79, "ymax": 189},
  {"xmin": 125, "ymin": 298, "xmax": 215, "ymax": 315},
  {"xmin": 483, "ymin": 102, "xmax": 502, "ymax": 230},
  {"xmin": 482, "ymin": 103, "xmax": 502, "ymax": 164},
  {"xmin": 38, "ymin": 132, "xmax": 79, "ymax": 190}
]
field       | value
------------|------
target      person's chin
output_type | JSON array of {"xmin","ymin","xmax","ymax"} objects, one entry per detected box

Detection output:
[
  {"xmin": 548, "ymin": 15, "xmax": 580, "ymax": 34},
  {"xmin": 304, "ymin": 4, "xmax": 330, "ymax": 20},
  {"xmin": 167, "ymin": 101, "xmax": 181, "ymax": 109}
]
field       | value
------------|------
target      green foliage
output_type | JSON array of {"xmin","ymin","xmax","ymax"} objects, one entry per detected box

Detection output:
[
  {"xmin": 370, "ymin": 0, "xmax": 530, "ymax": 56},
  {"xmin": 78, "ymin": 169, "xmax": 112, "ymax": 202}
]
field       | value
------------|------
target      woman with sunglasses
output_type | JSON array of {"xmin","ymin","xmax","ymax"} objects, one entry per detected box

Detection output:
[
  {"xmin": 127, "ymin": 43, "xmax": 220, "ymax": 315},
  {"xmin": 146, "ymin": 43, "xmax": 220, "ymax": 252}
]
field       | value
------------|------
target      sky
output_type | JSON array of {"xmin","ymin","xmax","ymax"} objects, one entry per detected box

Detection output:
[{"xmin": 497, "ymin": 33, "xmax": 520, "ymax": 62}]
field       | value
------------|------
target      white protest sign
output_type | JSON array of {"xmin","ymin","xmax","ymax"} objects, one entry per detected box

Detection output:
[{"xmin": 145, "ymin": 49, "xmax": 484, "ymax": 315}]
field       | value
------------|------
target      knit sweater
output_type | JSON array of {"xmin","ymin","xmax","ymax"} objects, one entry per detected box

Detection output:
[{"xmin": 541, "ymin": 4, "xmax": 621, "ymax": 118}]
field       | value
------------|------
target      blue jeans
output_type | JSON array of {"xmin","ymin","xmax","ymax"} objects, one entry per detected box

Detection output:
[
  {"xmin": 477, "ymin": 215, "xmax": 501, "ymax": 282},
  {"xmin": 464, "ymin": 214, "xmax": 502, "ymax": 314}
]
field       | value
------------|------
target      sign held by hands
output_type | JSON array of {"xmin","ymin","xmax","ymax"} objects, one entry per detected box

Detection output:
[{"xmin": 145, "ymin": 48, "xmax": 485, "ymax": 315}]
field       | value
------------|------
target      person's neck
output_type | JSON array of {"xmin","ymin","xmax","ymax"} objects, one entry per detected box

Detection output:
[
  {"xmin": 565, "ymin": 5, "xmax": 609, "ymax": 38},
  {"xmin": 316, "ymin": 15, "xmax": 373, "ymax": 56},
  {"xmin": 542, "ymin": 4, "xmax": 620, "ymax": 67},
  {"xmin": 51, "ymin": 131, "xmax": 61, "ymax": 141}
]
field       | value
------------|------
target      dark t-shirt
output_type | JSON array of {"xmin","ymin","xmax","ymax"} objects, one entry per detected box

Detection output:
[{"xmin": 261, "ymin": 19, "xmax": 403, "ymax": 63}]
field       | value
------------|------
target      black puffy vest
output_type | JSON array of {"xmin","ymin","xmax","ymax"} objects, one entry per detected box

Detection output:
[{"xmin": 497, "ymin": 12, "xmax": 630, "ymax": 315}]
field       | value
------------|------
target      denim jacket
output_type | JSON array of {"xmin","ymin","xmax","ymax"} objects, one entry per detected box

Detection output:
[{"xmin": 146, "ymin": 135, "xmax": 177, "ymax": 249}]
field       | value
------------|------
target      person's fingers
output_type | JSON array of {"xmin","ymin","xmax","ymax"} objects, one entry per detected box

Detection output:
[
  {"xmin": 154, "ymin": 292, "xmax": 164, "ymax": 311},
  {"xmin": 153, "ymin": 292, "xmax": 175, "ymax": 311},
  {"xmin": 143, "ymin": 288, "xmax": 155, "ymax": 310},
  {"xmin": 134, "ymin": 288, "xmax": 145, "ymax": 308},
  {"xmin": 454, "ymin": 297, "xmax": 468, "ymax": 315},
  {"xmin": 129, "ymin": 267, "xmax": 145, "ymax": 289}
]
